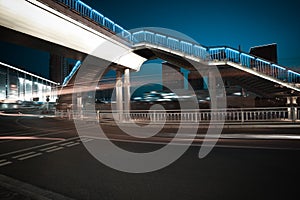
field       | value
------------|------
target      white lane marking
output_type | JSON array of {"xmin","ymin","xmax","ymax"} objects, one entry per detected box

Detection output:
[
  {"xmin": 66, "ymin": 142, "xmax": 80, "ymax": 147},
  {"xmin": 0, "ymin": 161, "xmax": 12, "ymax": 167},
  {"xmin": 0, "ymin": 159, "xmax": 7, "ymax": 163},
  {"xmin": 0, "ymin": 136, "xmax": 79, "ymax": 157},
  {"xmin": 60, "ymin": 141, "xmax": 76, "ymax": 146},
  {"xmin": 40, "ymin": 146, "xmax": 59, "ymax": 152},
  {"xmin": 80, "ymin": 138, "xmax": 89, "ymax": 142},
  {"xmin": 82, "ymin": 138, "xmax": 94, "ymax": 143},
  {"xmin": 12, "ymin": 151, "xmax": 36, "ymax": 159},
  {"xmin": 45, "ymin": 147, "xmax": 64, "ymax": 153},
  {"xmin": 17, "ymin": 153, "xmax": 42, "ymax": 161}
]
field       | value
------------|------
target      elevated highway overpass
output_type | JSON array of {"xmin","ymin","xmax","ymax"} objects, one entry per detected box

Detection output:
[
  {"xmin": 0, "ymin": 0, "xmax": 146, "ymax": 71},
  {"xmin": 1, "ymin": 0, "xmax": 300, "ymax": 110}
]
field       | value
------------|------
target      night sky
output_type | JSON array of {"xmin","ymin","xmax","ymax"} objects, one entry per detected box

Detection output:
[{"xmin": 1, "ymin": 0, "xmax": 300, "ymax": 79}]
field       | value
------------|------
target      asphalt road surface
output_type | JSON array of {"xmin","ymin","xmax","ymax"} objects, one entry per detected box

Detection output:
[{"xmin": 0, "ymin": 115, "xmax": 300, "ymax": 200}]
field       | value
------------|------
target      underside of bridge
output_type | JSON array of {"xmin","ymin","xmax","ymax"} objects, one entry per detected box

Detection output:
[{"xmin": 0, "ymin": 26, "xmax": 87, "ymax": 61}]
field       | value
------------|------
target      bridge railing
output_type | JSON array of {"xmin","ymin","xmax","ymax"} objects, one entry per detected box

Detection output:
[
  {"xmin": 205, "ymin": 47, "xmax": 291, "ymax": 83},
  {"xmin": 55, "ymin": 0, "xmax": 132, "ymax": 42},
  {"xmin": 53, "ymin": 0, "xmax": 300, "ymax": 86},
  {"xmin": 130, "ymin": 29, "xmax": 300, "ymax": 86},
  {"xmin": 131, "ymin": 30, "xmax": 208, "ymax": 60},
  {"xmin": 288, "ymin": 70, "xmax": 300, "ymax": 83},
  {"xmin": 125, "ymin": 107, "xmax": 291, "ymax": 123},
  {"xmin": 55, "ymin": 107, "xmax": 299, "ymax": 123}
]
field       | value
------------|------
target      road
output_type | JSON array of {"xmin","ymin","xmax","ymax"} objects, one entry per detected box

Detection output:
[{"xmin": 0, "ymin": 114, "xmax": 300, "ymax": 200}]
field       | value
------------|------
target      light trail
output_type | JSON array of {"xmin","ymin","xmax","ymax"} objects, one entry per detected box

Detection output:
[{"xmin": 0, "ymin": 136, "xmax": 65, "ymax": 141}]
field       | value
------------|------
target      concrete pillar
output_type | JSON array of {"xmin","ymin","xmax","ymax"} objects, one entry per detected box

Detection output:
[
  {"xmin": 31, "ymin": 75, "xmax": 34, "ymax": 101},
  {"xmin": 6, "ymin": 67, "xmax": 9, "ymax": 99},
  {"xmin": 124, "ymin": 68, "xmax": 130, "ymax": 115},
  {"xmin": 287, "ymin": 96, "xmax": 298, "ymax": 121},
  {"xmin": 116, "ymin": 70, "xmax": 123, "ymax": 121},
  {"xmin": 77, "ymin": 94, "xmax": 82, "ymax": 119},
  {"xmin": 23, "ymin": 74, "xmax": 26, "ymax": 101},
  {"xmin": 209, "ymin": 71, "xmax": 217, "ymax": 109}
]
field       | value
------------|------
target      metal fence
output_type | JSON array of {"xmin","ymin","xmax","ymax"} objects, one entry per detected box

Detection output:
[
  {"xmin": 126, "ymin": 107, "xmax": 291, "ymax": 123},
  {"xmin": 55, "ymin": 107, "xmax": 299, "ymax": 123},
  {"xmin": 55, "ymin": 0, "xmax": 131, "ymax": 41}
]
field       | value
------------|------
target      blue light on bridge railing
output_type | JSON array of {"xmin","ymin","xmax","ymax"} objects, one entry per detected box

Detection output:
[
  {"xmin": 193, "ymin": 45, "xmax": 207, "ymax": 59},
  {"xmin": 287, "ymin": 70, "xmax": 300, "ymax": 83},
  {"xmin": 209, "ymin": 47, "xmax": 225, "ymax": 51},
  {"xmin": 167, "ymin": 37, "xmax": 180, "ymax": 50},
  {"xmin": 225, "ymin": 48, "xmax": 240, "ymax": 54},
  {"xmin": 144, "ymin": 31, "xmax": 155, "ymax": 43},
  {"xmin": 209, "ymin": 47, "xmax": 226, "ymax": 60},
  {"xmin": 288, "ymin": 70, "xmax": 300, "ymax": 76},
  {"xmin": 180, "ymin": 41, "xmax": 193, "ymax": 55},
  {"xmin": 225, "ymin": 48, "xmax": 240, "ymax": 62},
  {"xmin": 155, "ymin": 33, "xmax": 167, "ymax": 46},
  {"xmin": 114, "ymin": 26, "xmax": 131, "ymax": 41},
  {"xmin": 256, "ymin": 58, "xmax": 270, "ymax": 65},
  {"xmin": 132, "ymin": 31, "xmax": 145, "ymax": 43},
  {"xmin": 271, "ymin": 64, "xmax": 286, "ymax": 71},
  {"xmin": 240, "ymin": 53, "xmax": 254, "ymax": 59},
  {"xmin": 114, "ymin": 24, "xmax": 124, "ymax": 35},
  {"xmin": 63, "ymin": 60, "xmax": 81, "ymax": 86},
  {"xmin": 122, "ymin": 30, "xmax": 131, "ymax": 41},
  {"xmin": 194, "ymin": 45, "xmax": 206, "ymax": 51},
  {"xmin": 75, "ymin": 1, "xmax": 91, "ymax": 18},
  {"xmin": 104, "ymin": 17, "xmax": 115, "ymax": 32},
  {"xmin": 57, "ymin": 0, "xmax": 76, "ymax": 10},
  {"xmin": 271, "ymin": 64, "xmax": 286, "ymax": 81},
  {"xmin": 240, "ymin": 53, "xmax": 255, "ymax": 68},
  {"xmin": 90, "ymin": 9, "xmax": 104, "ymax": 26}
]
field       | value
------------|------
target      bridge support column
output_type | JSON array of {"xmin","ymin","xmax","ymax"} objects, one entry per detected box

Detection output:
[
  {"xmin": 208, "ymin": 71, "xmax": 217, "ymax": 109},
  {"xmin": 116, "ymin": 70, "xmax": 123, "ymax": 121},
  {"xmin": 6, "ymin": 67, "xmax": 10, "ymax": 99},
  {"xmin": 77, "ymin": 94, "xmax": 82, "ymax": 119},
  {"xmin": 124, "ymin": 68, "xmax": 131, "ymax": 120},
  {"xmin": 287, "ymin": 97, "xmax": 298, "ymax": 122}
]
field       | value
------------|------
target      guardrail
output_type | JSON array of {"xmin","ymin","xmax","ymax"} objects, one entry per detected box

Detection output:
[
  {"xmin": 125, "ymin": 107, "xmax": 291, "ymax": 123},
  {"xmin": 131, "ymin": 30, "xmax": 208, "ymax": 60},
  {"xmin": 55, "ymin": 107, "xmax": 299, "ymax": 123},
  {"xmin": 55, "ymin": 0, "xmax": 132, "ymax": 41}
]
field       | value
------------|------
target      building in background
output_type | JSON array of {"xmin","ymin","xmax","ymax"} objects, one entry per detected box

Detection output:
[
  {"xmin": 249, "ymin": 43, "xmax": 278, "ymax": 64},
  {"xmin": 0, "ymin": 61, "xmax": 58, "ymax": 103}
]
